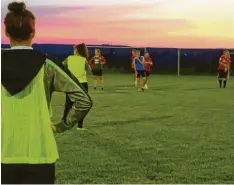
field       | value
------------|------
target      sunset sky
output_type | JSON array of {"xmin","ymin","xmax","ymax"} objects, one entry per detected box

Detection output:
[{"xmin": 1, "ymin": 0, "xmax": 234, "ymax": 48}]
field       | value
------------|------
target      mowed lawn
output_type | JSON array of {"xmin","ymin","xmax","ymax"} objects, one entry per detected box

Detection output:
[{"xmin": 51, "ymin": 74, "xmax": 234, "ymax": 184}]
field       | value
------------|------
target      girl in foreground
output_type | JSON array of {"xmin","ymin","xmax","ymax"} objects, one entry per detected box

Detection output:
[
  {"xmin": 143, "ymin": 51, "xmax": 153, "ymax": 89},
  {"xmin": 62, "ymin": 43, "xmax": 91, "ymax": 130},
  {"xmin": 89, "ymin": 49, "xmax": 106, "ymax": 90},
  {"xmin": 1, "ymin": 2, "xmax": 92, "ymax": 184}
]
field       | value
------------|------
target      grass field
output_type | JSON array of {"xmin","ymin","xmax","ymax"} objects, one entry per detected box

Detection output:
[{"xmin": 51, "ymin": 74, "xmax": 234, "ymax": 184}]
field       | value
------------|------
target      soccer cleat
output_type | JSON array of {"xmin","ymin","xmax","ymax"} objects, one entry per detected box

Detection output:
[
  {"xmin": 144, "ymin": 84, "xmax": 148, "ymax": 89},
  {"xmin": 93, "ymin": 87, "xmax": 97, "ymax": 90},
  {"xmin": 141, "ymin": 88, "xmax": 145, "ymax": 92}
]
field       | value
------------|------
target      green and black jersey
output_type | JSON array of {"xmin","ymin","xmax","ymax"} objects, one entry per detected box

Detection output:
[
  {"xmin": 1, "ymin": 48, "xmax": 92, "ymax": 164},
  {"xmin": 90, "ymin": 56, "xmax": 106, "ymax": 71}
]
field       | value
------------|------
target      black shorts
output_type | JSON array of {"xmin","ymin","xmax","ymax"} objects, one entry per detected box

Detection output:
[
  {"xmin": 92, "ymin": 69, "xmax": 103, "ymax": 76},
  {"xmin": 145, "ymin": 71, "xmax": 150, "ymax": 77},
  {"xmin": 1, "ymin": 163, "xmax": 55, "ymax": 184},
  {"xmin": 218, "ymin": 69, "xmax": 228, "ymax": 79},
  {"xmin": 137, "ymin": 70, "xmax": 146, "ymax": 78}
]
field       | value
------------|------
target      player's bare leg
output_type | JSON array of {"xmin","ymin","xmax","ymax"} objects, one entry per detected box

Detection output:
[
  {"xmin": 142, "ymin": 77, "xmax": 147, "ymax": 91},
  {"xmin": 100, "ymin": 76, "xmax": 104, "ymax": 90},
  {"xmin": 144, "ymin": 77, "xmax": 149, "ymax": 89},
  {"xmin": 93, "ymin": 76, "xmax": 98, "ymax": 90},
  {"xmin": 137, "ymin": 78, "xmax": 141, "ymax": 91},
  {"xmin": 134, "ymin": 71, "xmax": 137, "ymax": 86}
]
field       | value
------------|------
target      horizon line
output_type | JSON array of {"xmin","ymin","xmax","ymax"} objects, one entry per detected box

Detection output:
[{"xmin": 1, "ymin": 43, "xmax": 233, "ymax": 50}]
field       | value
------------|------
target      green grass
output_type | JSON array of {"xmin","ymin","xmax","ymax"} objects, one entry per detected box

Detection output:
[{"xmin": 51, "ymin": 74, "xmax": 234, "ymax": 184}]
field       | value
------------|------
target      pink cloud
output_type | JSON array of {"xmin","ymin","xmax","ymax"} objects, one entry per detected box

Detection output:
[
  {"xmin": 1, "ymin": 3, "xmax": 234, "ymax": 48},
  {"xmin": 2, "ymin": 34, "xmax": 234, "ymax": 48}
]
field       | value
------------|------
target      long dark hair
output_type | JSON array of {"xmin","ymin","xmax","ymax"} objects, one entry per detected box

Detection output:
[{"xmin": 75, "ymin": 43, "xmax": 89, "ymax": 58}]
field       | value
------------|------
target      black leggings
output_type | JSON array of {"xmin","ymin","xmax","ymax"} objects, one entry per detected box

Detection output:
[
  {"xmin": 1, "ymin": 163, "xmax": 55, "ymax": 184},
  {"xmin": 62, "ymin": 82, "xmax": 88, "ymax": 128}
]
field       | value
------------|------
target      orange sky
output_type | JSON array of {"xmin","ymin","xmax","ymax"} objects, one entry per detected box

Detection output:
[{"xmin": 1, "ymin": 0, "xmax": 234, "ymax": 48}]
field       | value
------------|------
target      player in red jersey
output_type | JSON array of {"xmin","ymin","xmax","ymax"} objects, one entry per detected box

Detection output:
[
  {"xmin": 131, "ymin": 49, "xmax": 137, "ymax": 86},
  {"xmin": 89, "ymin": 49, "xmax": 106, "ymax": 90},
  {"xmin": 143, "ymin": 51, "xmax": 153, "ymax": 89},
  {"xmin": 218, "ymin": 50, "xmax": 231, "ymax": 88}
]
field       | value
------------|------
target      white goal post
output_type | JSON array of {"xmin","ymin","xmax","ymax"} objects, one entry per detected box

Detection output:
[{"xmin": 177, "ymin": 49, "xmax": 180, "ymax": 76}]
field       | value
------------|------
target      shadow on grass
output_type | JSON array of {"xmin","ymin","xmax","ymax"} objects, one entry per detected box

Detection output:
[
  {"xmin": 115, "ymin": 84, "xmax": 136, "ymax": 88},
  {"xmin": 90, "ymin": 89, "xmax": 130, "ymax": 94},
  {"xmin": 112, "ymin": 90, "xmax": 130, "ymax": 94},
  {"xmin": 183, "ymin": 87, "xmax": 217, "ymax": 91},
  {"xmin": 150, "ymin": 86, "xmax": 175, "ymax": 91},
  {"xmin": 92, "ymin": 115, "xmax": 173, "ymax": 127}
]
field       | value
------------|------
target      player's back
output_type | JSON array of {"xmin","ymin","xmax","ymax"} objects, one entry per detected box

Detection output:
[
  {"xmin": 134, "ymin": 57, "xmax": 144, "ymax": 71},
  {"xmin": 1, "ymin": 49, "xmax": 58, "ymax": 164},
  {"xmin": 67, "ymin": 55, "xmax": 87, "ymax": 83}
]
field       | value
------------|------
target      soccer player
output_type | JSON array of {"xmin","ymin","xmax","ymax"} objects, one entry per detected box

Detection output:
[
  {"xmin": 218, "ymin": 50, "xmax": 231, "ymax": 88},
  {"xmin": 143, "ymin": 51, "xmax": 153, "ymax": 89},
  {"xmin": 1, "ymin": 2, "xmax": 92, "ymax": 184},
  {"xmin": 89, "ymin": 49, "xmax": 106, "ymax": 90},
  {"xmin": 62, "ymin": 43, "xmax": 91, "ymax": 130},
  {"xmin": 133, "ymin": 50, "xmax": 147, "ymax": 91},
  {"xmin": 131, "ymin": 49, "xmax": 137, "ymax": 86}
]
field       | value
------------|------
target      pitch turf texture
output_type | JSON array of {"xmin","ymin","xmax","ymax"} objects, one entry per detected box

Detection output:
[{"xmin": 51, "ymin": 74, "xmax": 234, "ymax": 184}]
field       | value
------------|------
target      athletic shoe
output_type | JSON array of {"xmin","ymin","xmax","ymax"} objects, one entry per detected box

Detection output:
[
  {"xmin": 93, "ymin": 87, "xmax": 96, "ymax": 90},
  {"xmin": 144, "ymin": 84, "xmax": 148, "ymax": 89}
]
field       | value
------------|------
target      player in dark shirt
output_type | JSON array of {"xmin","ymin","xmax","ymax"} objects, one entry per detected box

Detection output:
[{"xmin": 89, "ymin": 49, "xmax": 106, "ymax": 90}]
